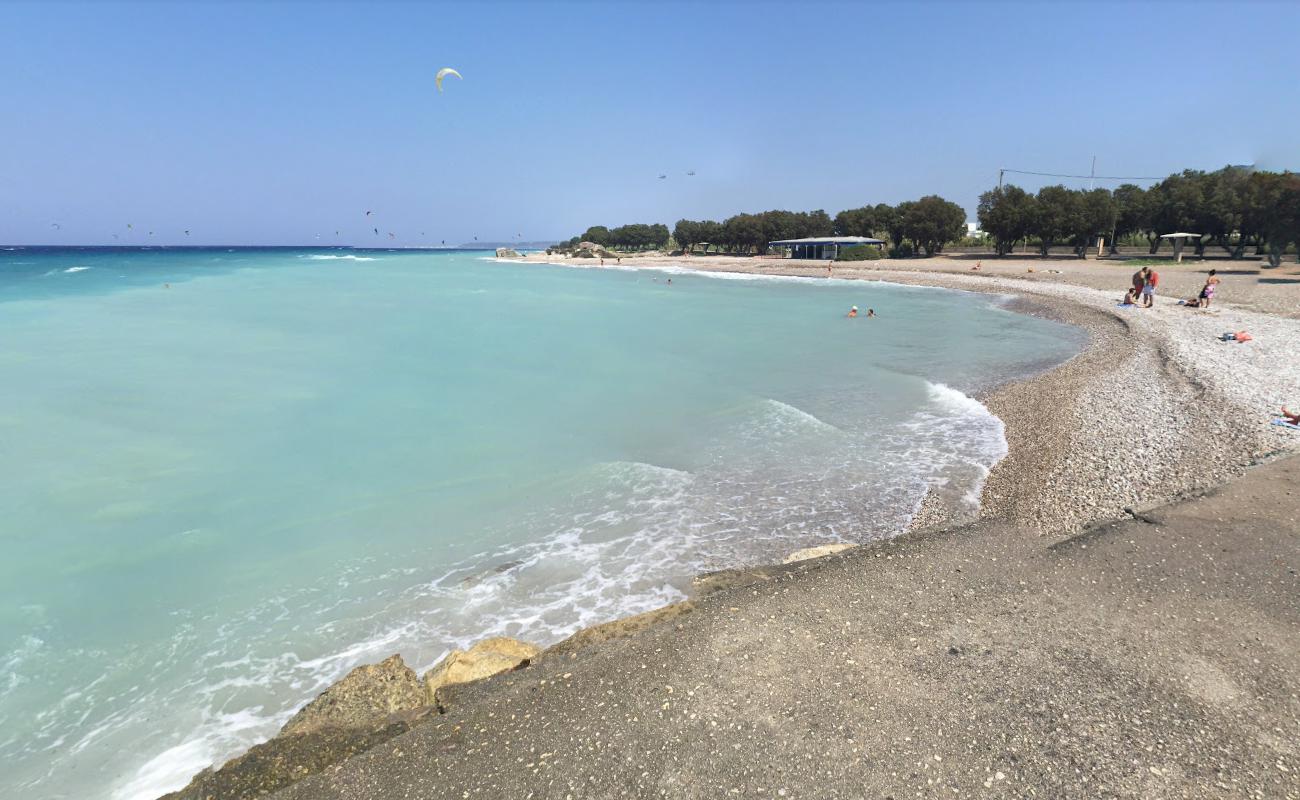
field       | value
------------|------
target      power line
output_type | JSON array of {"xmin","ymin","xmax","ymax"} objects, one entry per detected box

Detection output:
[{"xmin": 1000, "ymin": 167, "xmax": 1164, "ymax": 182}]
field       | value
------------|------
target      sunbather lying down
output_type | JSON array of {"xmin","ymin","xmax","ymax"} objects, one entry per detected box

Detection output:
[{"xmin": 1283, "ymin": 406, "xmax": 1300, "ymax": 425}]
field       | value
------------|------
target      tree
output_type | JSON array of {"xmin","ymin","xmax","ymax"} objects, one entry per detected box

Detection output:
[
  {"xmin": 977, "ymin": 185, "xmax": 1034, "ymax": 256},
  {"xmin": 1112, "ymin": 184, "xmax": 1151, "ymax": 253},
  {"xmin": 720, "ymin": 213, "xmax": 765, "ymax": 254},
  {"xmin": 872, "ymin": 204, "xmax": 897, "ymax": 242},
  {"xmin": 607, "ymin": 223, "xmax": 670, "ymax": 250},
  {"xmin": 834, "ymin": 206, "xmax": 879, "ymax": 237},
  {"xmin": 1032, "ymin": 186, "xmax": 1082, "ymax": 256},
  {"xmin": 1253, "ymin": 171, "xmax": 1300, "ymax": 267},
  {"xmin": 1149, "ymin": 171, "xmax": 1205, "ymax": 252},
  {"xmin": 581, "ymin": 225, "xmax": 610, "ymax": 246},
  {"xmin": 901, "ymin": 195, "xmax": 966, "ymax": 255},
  {"xmin": 674, "ymin": 219, "xmax": 722, "ymax": 253},
  {"xmin": 1198, "ymin": 166, "xmax": 1251, "ymax": 257},
  {"xmin": 1073, "ymin": 189, "xmax": 1117, "ymax": 258},
  {"xmin": 886, "ymin": 202, "xmax": 912, "ymax": 249}
]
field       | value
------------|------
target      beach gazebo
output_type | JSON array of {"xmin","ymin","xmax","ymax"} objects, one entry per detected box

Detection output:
[
  {"xmin": 769, "ymin": 236, "xmax": 885, "ymax": 260},
  {"xmin": 1159, "ymin": 232, "xmax": 1201, "ymax": 263}
]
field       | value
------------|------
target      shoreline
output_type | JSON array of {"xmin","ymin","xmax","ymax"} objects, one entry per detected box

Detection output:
[
  {"xmin": 518, "ymin": 252, "xmax": 1294, "ymax": 535},
  {"xmin": 162, "ymin": 254, "xmax": 1300, "ymax": 800}
]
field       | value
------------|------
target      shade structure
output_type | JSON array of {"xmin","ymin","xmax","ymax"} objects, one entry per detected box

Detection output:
[
  {"xmin": 768, "ymin": 236, "xmax": 885, "ymax": 260},
  {"xmin": 1158, "ymin": 232, "xmax": 1201, "ymax": 262}
]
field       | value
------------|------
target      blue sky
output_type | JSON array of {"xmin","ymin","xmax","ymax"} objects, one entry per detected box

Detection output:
[{"xmin": 3, "ymin": 0, "xmax": 1297, "ymax": 246}]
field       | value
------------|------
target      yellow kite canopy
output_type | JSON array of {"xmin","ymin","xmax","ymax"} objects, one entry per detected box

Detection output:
[{"xmin": 435, "ymin": 67, "xmax": 462, "ymax": 93}]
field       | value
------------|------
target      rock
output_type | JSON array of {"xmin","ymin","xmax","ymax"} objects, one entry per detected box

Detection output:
[
  {"xmin": 495, "ymin": 247, "xmax": 520, "ymax": 258},
  {"xmin": 279, "ymin": 654, "xmax": 426, "ymax": 737},
  {"xmin": 161, "ymin": 708, "xmax": 433, "ymax": 800},
  {"xmin": 167, "ymin": 655, "xmax": 432, "ymax": 800},
  {"xmin": 573, "ymin": 241, "xmax": 617, "ymax": 259},
  {"xmin": 543, "ymin": 601, "xmax": 695, "ymax": 659},
  {"xmin": 782, "ymin": 543, "xmax": 857, "ymax": 564},
  {"xmin": 423, "ymin": 637, "xmax": 540, "ymax": 703},
  {"xmin": 457, "ymin": 559, "xmax": 524, "ymax": 588},
  {"xmin": 690, "ymin": 566, "xmax": 777, "ymax": 597}
]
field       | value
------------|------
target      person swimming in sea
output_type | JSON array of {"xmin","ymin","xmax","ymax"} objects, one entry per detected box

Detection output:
[
  {"xmin": 847, "ymin": 306, "xmax": 858, "ymax": 318},
  {"xmin": 867, "ymin": 308, "xmax": 875, "ymax": 318}
]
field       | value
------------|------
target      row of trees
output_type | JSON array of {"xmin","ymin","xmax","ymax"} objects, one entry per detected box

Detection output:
[
  {"xmin": 671, "ymin": 197, "xmax": 966, "ymax": 256},
  {"xmin": 672, "ymin": 210, "xmax": 832, "ymax": 254},
  {"xmin": 978, "ymin": 167, "xmax": 1300, "ymax": 264},
  {"xmin": 567, "ymin": 166, "xmax": 1298, "ymax": 263},
  {"xmin": 577, "ymin": 223, "xmax": 671, "ymax": 251}
]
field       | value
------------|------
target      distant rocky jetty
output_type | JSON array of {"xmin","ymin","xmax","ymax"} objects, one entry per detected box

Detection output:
[{"xmin": 546, "ymin": 240, "xmax": 618, "ymax": 258}]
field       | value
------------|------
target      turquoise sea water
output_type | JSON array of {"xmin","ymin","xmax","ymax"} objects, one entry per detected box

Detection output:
[{"xmin": 0, "ymin": 248, "xmax": 1084, "ymax": 798}]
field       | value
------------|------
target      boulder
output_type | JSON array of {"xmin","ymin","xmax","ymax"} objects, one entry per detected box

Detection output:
[
  {"xmin": 161, "ymin": 709, "xmax": 432, "ymax": 800},
  {"xmin": 495, "ymin": 247, "xmax": 520, "ymax": 258},
  {"xmin": 423, "ymin": 637, "xmax": 539, "ymax": 703},
  {"xmin": 543, "ymin": 601, "xmax": 694, "ymax": 659},
  {"xmin": 279, "ymin": 654, "xmax": 426, "ymax": 737},
  {"xmin": 782, "ymin": 543, "xmax": 857, "ymax": 564}
]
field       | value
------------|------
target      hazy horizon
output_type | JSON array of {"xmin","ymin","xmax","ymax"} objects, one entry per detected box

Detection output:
[{"xmin": 4, "ymin": 0, "xmax": 1297, "ymax": 246}]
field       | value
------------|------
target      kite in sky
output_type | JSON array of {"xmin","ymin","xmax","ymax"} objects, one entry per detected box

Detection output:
[{"xmin": 436, "ymin": 67, "xmax": 462, "ymax": 93}]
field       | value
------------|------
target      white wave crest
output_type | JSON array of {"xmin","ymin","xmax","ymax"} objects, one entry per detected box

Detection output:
[
  {"xmin": 301, "ymin": 254, "xmax": 376, "ymax": 262},
  {"xmin": 63, "ymin": 266, "xmax": 91, "ymax": 273}
]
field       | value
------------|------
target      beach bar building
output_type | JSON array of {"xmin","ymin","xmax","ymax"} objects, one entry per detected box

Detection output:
[{"xmin": 769, "ymin": 236, "xmax": 885, "ymax": 260}]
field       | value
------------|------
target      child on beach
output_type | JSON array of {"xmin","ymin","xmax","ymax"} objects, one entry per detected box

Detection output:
[{"xmin": 1199, "ymin": 269, "xmax": 1219, "ymax": 308}]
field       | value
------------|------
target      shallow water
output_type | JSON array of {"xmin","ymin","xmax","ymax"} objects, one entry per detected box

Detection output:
[{"xmin": 0, "ymin": 248, "xmax": 1084, "ymax": 798}]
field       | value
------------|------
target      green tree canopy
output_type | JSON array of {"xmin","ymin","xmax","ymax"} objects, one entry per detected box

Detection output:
[
  {"xmin": 886, "ymin": 201, "xmax": 913, "ymax": 249},
  {"xmin": 1031, "ymin": 185, "xmax": 1082, "ymax": 256},
  {"xmin": 581, "ymin": 225, "xmax": 610, "ymax": 246},
  {"xmin": 977, "ymin": 185, "xmax": 1035, "ymax": 256},
  {"xmin": 901, "ymin": 195, "xmax": 966, "ymax": 255},
  {"xmin": 833, "ymin": 206, "xmax": 879, "ymax": 238}
]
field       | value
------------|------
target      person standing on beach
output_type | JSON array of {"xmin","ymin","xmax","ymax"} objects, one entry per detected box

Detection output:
[
  {"xmin": 1142, "ymin": 267, "xmax": 1159, "ymax": 307},
  {"xmin": 1199, "ymin": 269, "xmax": 1220, "ymax": 308},
  {"xmin": 1132, "ymin": 267, "xmax": 1147, "ymax": 301}
]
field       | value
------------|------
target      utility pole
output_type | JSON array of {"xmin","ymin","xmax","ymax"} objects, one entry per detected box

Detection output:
[
  {"xmin": 998, "ymin": 168, "xmax": 1004, "ymax": 190},
  {"xmin": 1088, "ymin": 156, "xmax": 1096, "ymax": 190}
]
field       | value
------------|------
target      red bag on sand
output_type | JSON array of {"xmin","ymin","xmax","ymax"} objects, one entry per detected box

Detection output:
[{"xmin": 1235, "ymin": 331, "xmax": 1253, "ymax": 342}]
